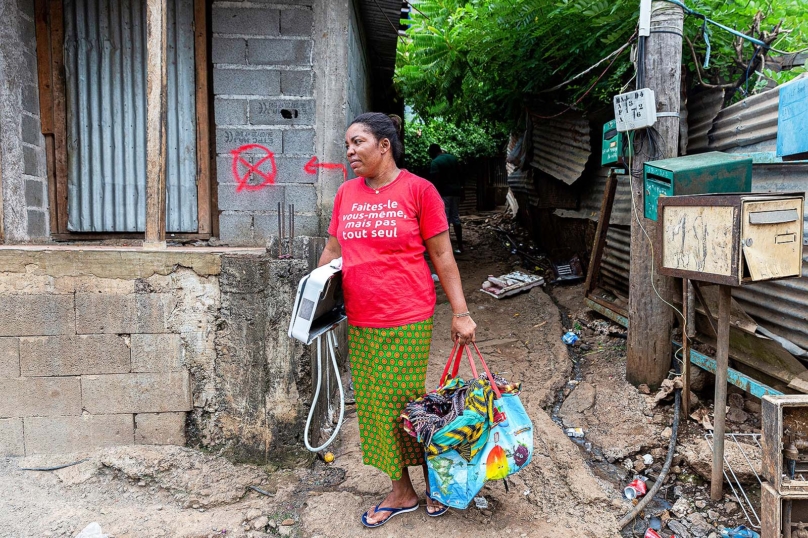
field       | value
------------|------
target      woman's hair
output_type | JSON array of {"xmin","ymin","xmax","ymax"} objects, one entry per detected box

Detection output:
[{"xmin": 350, "ymin": 112, "xmax": 404, "ymax": 164}]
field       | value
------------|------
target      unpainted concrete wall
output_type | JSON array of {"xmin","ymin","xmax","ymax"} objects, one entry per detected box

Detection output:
[
  {"xmin": 0, "ymin": 0, "xmax": 49, "ymax": 243},
  {"xmin": 347, "ymin": 0, "xmax": 371, "ymax": 129}
]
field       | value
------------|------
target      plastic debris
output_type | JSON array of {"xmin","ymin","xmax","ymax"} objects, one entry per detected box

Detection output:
[
  {"xmin": 473, "ymin": 496, "xmax": 489, "ymax": 509},
  {"xmin": 720, "ymin": 526, "xmax": 760, "ymax": 538},
  {"xmin": 562, "ymin": 332, "xmax": 579, "ymax": 345},
  {"xmin": 75, "ymin": 523, "xmax": 109, "ymax": 538},
  {"xmin": 565, "ymin": 427, "xmax": 584, "ymax": 438},
  {"xmin": 642, "ymin": 453, "xmax": 653, "ymax": 465}
]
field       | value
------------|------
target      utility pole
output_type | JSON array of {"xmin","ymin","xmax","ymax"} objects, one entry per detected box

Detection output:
[{"xmin": 626, "ymin": 1, "xmax": 683, "ymax": 388}]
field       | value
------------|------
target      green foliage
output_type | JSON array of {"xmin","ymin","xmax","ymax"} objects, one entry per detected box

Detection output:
[
  {"xmin": 397, "ymin": 0, "xmax": 808, "ymax": 125},
  {"xmin": 404, "ymin": 115, "xmax": 506, "ymax": 170}
]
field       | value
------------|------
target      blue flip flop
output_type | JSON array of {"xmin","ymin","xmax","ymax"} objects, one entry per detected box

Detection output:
[
  {"xmin": 424, "ymin": 490, "xmax": 449, "ymax": 517},
  {"xmin": 361, "ymin": 501, "xmax": 419, "ymax": 528}
]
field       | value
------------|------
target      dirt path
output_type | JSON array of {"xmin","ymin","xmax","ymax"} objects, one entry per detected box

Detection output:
[{"xmin": 0, "ymin": 215, "xmax": 625, "ymax": 537}]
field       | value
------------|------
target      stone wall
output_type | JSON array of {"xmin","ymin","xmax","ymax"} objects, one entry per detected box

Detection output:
[
  {"xmin": 0, "ymin": 248, "xmax": 319, "ymax": 465},
  {"xmin": 0, "ymin": 0, "xmax": 49, "ymax": 243},
  {"xmin": 212, "ymin": 0, "xmax": 319, "ymax": 245}
]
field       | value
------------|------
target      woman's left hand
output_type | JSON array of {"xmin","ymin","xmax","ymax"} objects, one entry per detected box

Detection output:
[{"xmin": 452, "ymin": 315, "xmax": 477, "ymax": 345}]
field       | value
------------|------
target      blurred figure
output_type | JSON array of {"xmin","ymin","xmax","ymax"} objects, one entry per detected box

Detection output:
[{"xmin": 428, "ymin": 144, "xmax": 464, "ymax": 254}]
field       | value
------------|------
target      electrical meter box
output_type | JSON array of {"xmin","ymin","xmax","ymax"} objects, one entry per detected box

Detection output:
[
  {"xmin": 762, "ymin": 395, "xmax": 808, "ymax": 494},
  {"xmin": 643, "ymin": 152, "xmax": 752, "ymax": 221},
  {"xmin": 601, "ymin": 119, "xmax": 631, "ymax": 167},
  {"xmin": 657, "ymin": 192, "xmax": 805, "ymax": 286},
  {"xmin": 761, "ymin": 482, "xmax": 808, "ymax": 538}
]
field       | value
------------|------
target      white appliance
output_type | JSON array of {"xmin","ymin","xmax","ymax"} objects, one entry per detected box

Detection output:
[{"xmin": 288, "ymin": 258, "xmax": 347, "ymax": 345}]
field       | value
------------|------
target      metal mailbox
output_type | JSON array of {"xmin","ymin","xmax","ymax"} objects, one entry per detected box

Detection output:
[
  {"xmin": 762, "ymin": 481, "xmax": 808, "ymax": 537},
  {"xmin": 643, "ymin": 152, "xmax": 752, "ymax": 221},
  {"xmin": 657, "ymin": 192, "xmax": 805, "ymax": 286},
  {"xmin": 763, "ymin": 395, "xmax": 808, "ymax": 494}
]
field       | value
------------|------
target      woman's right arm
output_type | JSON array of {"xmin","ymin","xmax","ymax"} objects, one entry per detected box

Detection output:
[{"xmin": 317, "ymin": 235, "xmax": 342, "ymax": 267}]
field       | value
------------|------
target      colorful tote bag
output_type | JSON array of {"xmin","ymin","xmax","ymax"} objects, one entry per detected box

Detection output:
[{"xmin": 426, "ymin": 344, "xmax": 534, "ymax": 509}]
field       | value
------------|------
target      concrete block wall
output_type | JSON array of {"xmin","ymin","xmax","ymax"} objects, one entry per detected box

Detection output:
[
  {"xmin": 0, "ymin": 0, "xmax": 50, "ymax": 243},
  {"xmin": 0, "ymin": 261, "xmax": 222, "ymax": 456},
  {"xmin": 212, "ymin": 0, "xmax": 319, "ymax": 245}
]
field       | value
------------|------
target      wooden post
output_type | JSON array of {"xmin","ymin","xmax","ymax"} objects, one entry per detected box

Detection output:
[
  {"xmin": 626, "ymin": 1, "xmax": 683, "ymax": 388},
  {"xmin": 682, "ymin": 278, "xmax": 691, "ymax": 416},
  {"xmin": 144, "ymin": 0, "xmax": 168, "ymax": 247},
  {"xmin": 711, "ymin": 284, "xmax": 732, "ymax": 500},
  {"xmin": 585, "ymin": 169, "xmax": 618, "ymax": 295}
]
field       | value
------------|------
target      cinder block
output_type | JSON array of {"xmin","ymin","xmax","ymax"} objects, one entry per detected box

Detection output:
[
  {"xmin": 24, "ymin": 414, "xmax": 134, "ymax": 455},
  {"xmin": 25, "ymin": 178, "xmax": 43, "ymax": 207},
  {"xmin": 249, "ymin": 98, "xmax": 315, "ymax": 126},
  {"xmin": 131, "ymin": 334, "xmax": 183, "ymax": 373},
  {"xmin": 0, "ymin": 377, "xmax": 81, "ymax": 418},
  {"xmin": 82, "ymin": 372, "xmax": 192, "ymax": 414},
  {"xmin": 0, "ymin": 295, "xmax": 75, "ymax": 337},
  {"xmin": 283, "ymin": 129, "xmax": 315, "ymax": 154},
  {"xmin": 216, "ymin": 128, "xmax": 282, "ymax": 155},
  {"xmin": 23, "ymin": 145, "xmax": 40, "ymax": 176},
  {"xmin": 248, "ymin": 38, "xmax": 312, "ymax": 66},
  {"xmin": 135, "ymin": 413, "xmax": 186, "ymax": 445},
  {"xmin": 218, "ymin": 182, "xmax": 285, "ymax": 211},
  {"xmin": 218, "ymin": 212, "xmax": 254, "ymax": 244},
  {"xmin": 0, "ymin": 338, "xmax": 20, "ymax": 378},
  {"xmin": 214, "ymin": 68, "xmax": 280, "ymax": 96},
  {"xmin": 212, "ymin": 37, "xmax": 246, "ymax": 64},
  {"xmin": 280, "ymin": 8, "xmax": 313, "ymax": 36},
  {"xmin": 284, "ymin": 185, "xmax": 317, "ymax": 213},
  {"xmin": 26, "ymin": 209, "xmax": 47, "ymax": 238},
  {"xmin": 0, "ymin": 418, "xmax": 24, "ymax": 457},
  {"xmin": 212, "ymin": 6, "xmax": 279, "ymax": 36},
  {"xmin": 22, "ymin": 115, "xmax": 42, "ymax": 145},
  {"xmin": 281, "ymin": 70, "xmax": 313, "ymax": 96},
  {"xmin": 20, "ymin": 335, "xmax": 130, "ymax": 376},
  {"xmin": 254, "ymin": 212, "xmax": 319, "ymax": 240},
  {"xmin": 274, "ymin": 156, "xmax": 315, "ymax": 184},
  {"xmin": 22, "ymin": 84, "xmax": 39, "ymax": 115},
  {"xmin": 214, "ymin": 98, "xmax": 248, "ymax": 125},
  {"xmin": 75, "ymin": 293, "xmax": 174, "ymax": 334}
]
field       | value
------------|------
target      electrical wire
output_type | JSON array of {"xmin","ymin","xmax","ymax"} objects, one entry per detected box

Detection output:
[{"xmin": 539, "ymin": 33, "xmax": 637, "ymax": 94}]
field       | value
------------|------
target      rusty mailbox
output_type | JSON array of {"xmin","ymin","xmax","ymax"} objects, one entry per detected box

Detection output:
[{"xmin": 656, "ymin": 192, "xmax": 805, "ymax": 286}]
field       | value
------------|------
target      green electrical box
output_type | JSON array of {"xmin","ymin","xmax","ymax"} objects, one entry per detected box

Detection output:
[
  {"xmin": 601, "ymin": 119, "xmax": 627, "ymax": 166},
  {"xmin": 643, "ymin": 151, "xmax": 752, "ymax": 221}
]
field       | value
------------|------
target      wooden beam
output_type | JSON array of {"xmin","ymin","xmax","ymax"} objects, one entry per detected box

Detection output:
[
  {"xmin": 585, "ymin": 169, "xmax": 618, "ymax": 294},
  {"xmin": 49, "ymin": 0, "xmax": 68, "ymax": 234},
  {"xmin": 144, "ymin": 0, "xmax": 168, "ymax": 246},
  {"xmin": 194, "ymin": 0, "xmax": 212, "ymax": 235},
  {"xmin": 626, "ymin": 1, "xmax": 683, "ymax": 388},
  {"xmin": 711, "ymin": 284, "xmax": 732, "ymax": 501}
]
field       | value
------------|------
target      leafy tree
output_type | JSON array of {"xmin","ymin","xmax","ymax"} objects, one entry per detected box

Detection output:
[
  {"xmin": 397, "ymin": 0, "xmax": 808, "ymax": 126},
  {"xmin": 403, "ymin": 115, "xmax": 506, "ymax": 170}
]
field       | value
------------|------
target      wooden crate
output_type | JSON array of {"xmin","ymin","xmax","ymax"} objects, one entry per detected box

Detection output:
[{"xmin": 763, "ymin": 395, "xmax": 808, "ymax": 493}]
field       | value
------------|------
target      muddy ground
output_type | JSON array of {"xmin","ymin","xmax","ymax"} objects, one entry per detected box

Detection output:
[{"xmin": 0, "ymin": 213, "xmax": 764, "ymax": 537}]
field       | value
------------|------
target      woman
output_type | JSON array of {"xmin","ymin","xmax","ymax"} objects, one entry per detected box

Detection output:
[{"xmin": 318, "ymin": 113, "xmax": 476, "ymax": 527}]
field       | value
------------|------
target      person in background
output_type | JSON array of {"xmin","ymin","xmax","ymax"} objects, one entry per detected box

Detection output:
[
  {"xmin": 318, "ymin": 113, "xmax": 476, "ymax": 528},
  {"xmin": 428, "ymin": 144, "xmax": 464, "ymax": 254}
]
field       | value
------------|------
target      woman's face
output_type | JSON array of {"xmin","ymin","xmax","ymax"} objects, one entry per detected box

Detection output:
[{"xmin": 345, "ymin": 123, "xmax": 389, "ymax": 177}]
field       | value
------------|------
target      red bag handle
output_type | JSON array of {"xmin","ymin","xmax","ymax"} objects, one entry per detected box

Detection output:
[{"xmin": 439, "ymin": 342, "xmax": 503, "ymax": 399}]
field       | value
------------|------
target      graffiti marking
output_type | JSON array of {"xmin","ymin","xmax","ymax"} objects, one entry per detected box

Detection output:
[
  {"xmin": 304, "ymin": 156, "xmax": 348, "ymax": 182},
  {"xmin": 231, "ymin": 144, "xmax": 277, "ymax": 192}
]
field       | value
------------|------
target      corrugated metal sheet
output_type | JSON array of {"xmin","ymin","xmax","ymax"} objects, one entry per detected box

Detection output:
[
  {"xmin": 686, "ymin": 88, "xmax": 724, "ymax": 154},
  {"xmin": 601, "ymin": 225, "xmax": 630, "ymax": 298},
  {"xmin": 706, "ymin": 88, "xmax": 780, "ymax": 152},
  {"xmin": 529, "ymin": 112, "xmax": 591, "ymax": 185},
  {"xmin": 356, "ymin": 0, "xmax": 400, "ymax": 77},
  {"xmin": 559, "ymin": 166, "xmax": 633, "ymax": 226},
  {"xmin": 64, "ymin": 0, "xmax": 197, "ymax": 233}
]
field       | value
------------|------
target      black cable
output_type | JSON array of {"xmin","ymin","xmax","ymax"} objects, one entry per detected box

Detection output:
[{"xmin": 19, "ymin": 458, "xmax": 89, "ymax": 472}]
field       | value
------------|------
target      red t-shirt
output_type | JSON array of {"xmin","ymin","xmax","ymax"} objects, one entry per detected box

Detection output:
[{"xmin": 328, "ymin": 169, "xmax": 449, "ymax": 328}]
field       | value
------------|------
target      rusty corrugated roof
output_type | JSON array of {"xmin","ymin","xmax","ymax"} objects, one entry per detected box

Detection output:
[{"xmin": 529, "ymin": 112, "xmax": 591, "ymax": 185}]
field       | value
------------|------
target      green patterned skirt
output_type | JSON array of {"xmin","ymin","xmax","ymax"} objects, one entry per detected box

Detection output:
[{"xmin": 348, "ymin": 318, "xmax": 433, "ymax": 480}]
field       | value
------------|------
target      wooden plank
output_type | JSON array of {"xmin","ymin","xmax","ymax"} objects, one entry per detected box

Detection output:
[
  {"xmin": 194, "ymin": 0, "xmax": 211, "ymax": 235},
  {"xmin": 50, "ymin": 0, "xmax": 68, "ymax": 234},
  {"xmin": 585, "ymin": 169, "xmax": 617, "ymax": 294},
  {"xmin": 34, "ymin": 0, "xmax": 53, "ymax": 134},
  {"xmin": 711, "ymin": 284, "xmax": 731, "ymax": 501},
  {"xmin": 682, "ymin": 278, "xmax": 691, "ymax": 415},
  {"xmin": 45, "ymin": 136, "xmax": 57, "ymax": 234},
  {"xmin": 144, "ymin": 0, "xmax": 168, "ymax": 246},
  {"xmin": 626, "ymin": 1, "xmax": 683, "ymax": 388}
]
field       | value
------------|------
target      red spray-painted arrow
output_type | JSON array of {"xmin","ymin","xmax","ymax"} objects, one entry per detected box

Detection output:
[{"xmin": 303, "ymin": 156, "xmax": 347, "ymax": 182}]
